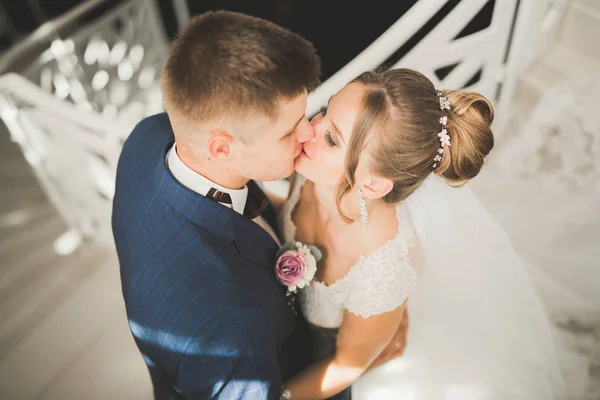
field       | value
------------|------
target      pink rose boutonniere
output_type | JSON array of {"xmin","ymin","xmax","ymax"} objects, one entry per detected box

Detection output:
[{"xmin": 275, "ymin": 241, "xmax": 322, "ymax": 313}]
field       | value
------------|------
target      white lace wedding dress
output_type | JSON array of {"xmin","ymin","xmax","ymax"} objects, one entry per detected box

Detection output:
[{"xmin": 280, "ymin": 174, "xmax": 589, "ymax": 400}]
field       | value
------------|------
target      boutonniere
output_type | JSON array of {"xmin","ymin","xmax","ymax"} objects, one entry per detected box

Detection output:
[{"xmin": 275, "ymin": 241, "xmax": 322, "ymax": 313}]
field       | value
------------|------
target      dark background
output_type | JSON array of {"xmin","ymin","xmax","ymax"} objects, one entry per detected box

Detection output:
[{"xmin": 0, "ymin": 0, "xmax": 495, "ymax": 81}]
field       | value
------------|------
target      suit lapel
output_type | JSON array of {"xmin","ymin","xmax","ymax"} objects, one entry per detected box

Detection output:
[
  {"xmin": 231, "ymin": 211, "xmax": 280, "ymax": 269},
  {"xmin": 247, "ymin": 180, "xmax": 282, "ymax": 241},
  {"xmin": 261, "ymin": 199, "xmax": 282, "ymax": 242},
  {"xmin": 232, "ymin": 182, "xmax": 283, "ymax": 269}
]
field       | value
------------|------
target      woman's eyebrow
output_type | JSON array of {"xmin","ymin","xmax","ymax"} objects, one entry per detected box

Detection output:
[{"xmin": 326, "ymin": 97, "xmax": 346, "ymax": 144}]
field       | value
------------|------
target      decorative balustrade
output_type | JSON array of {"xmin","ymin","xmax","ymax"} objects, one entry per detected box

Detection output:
[{"xmin": 0, "ymin": 0, "xmax": 565, "ymax": 248}]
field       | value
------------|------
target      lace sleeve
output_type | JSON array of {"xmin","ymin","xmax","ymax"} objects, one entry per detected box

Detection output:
[
  {"xmin": 342, "ymin": 254, "xmax": 417, "ymax": 318},
  {"xmin": 342, "ymin": 210, "xmax": 419, "ymax": 318}
]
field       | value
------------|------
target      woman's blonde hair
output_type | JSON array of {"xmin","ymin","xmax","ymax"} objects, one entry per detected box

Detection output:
[{"xmin": 335, "ymin": 68, "xmax": 494, "ymax": 222}]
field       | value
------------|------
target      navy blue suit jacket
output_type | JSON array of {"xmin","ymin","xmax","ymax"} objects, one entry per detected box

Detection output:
[{"xmin": 112, "ymin": 113, "xmax": 311, "ymax": 399}]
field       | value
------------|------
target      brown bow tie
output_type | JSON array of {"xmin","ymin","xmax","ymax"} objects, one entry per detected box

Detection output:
[{"xmin": 206, "ymin": 185, "xmax": 268, "ymax": 219}]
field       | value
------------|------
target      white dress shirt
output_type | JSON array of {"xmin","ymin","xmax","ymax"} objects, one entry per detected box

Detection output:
[{"xmin": 166, "ymin": 143, "xmax": 280, "ymax": 245}]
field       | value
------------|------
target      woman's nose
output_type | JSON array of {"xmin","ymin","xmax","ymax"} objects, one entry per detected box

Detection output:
[{"xmin": 295, "ymin": 117, "xmax": 315, "ymax": 143}]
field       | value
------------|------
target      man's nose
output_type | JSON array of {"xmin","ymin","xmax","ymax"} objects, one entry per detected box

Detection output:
[{"xmin": 295, "ymin": 117, "xmax": 315, "ymax": 143}]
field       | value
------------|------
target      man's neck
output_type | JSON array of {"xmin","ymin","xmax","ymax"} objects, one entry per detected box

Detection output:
[{"xmin": 176, "ymin": 145, "xmax": 248, "ymax": 190}]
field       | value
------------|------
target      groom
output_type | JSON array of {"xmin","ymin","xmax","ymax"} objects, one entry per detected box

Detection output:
[{"xmin": 113, "ymin": 11, "xmax": 406, "ymax": 400}]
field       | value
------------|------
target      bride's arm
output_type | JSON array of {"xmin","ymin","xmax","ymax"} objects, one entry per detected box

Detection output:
[{"xmin": 281, "ymin": 302, "xmax": 407, "ymax": 400}]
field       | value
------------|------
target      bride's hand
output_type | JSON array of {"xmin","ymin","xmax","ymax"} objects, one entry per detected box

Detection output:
[{"xmin": 366, "ymin": 310, "xmax": 409, "ymax": 371}]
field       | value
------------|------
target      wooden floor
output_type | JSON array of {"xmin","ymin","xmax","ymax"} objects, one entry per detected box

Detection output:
[
  {"xmin": 0, "ymin": 1, "xmax": 599, "ymax": 399},
  {"xmin": 0, "ymin": 122, "xmax": 152, "ymax": 399}
]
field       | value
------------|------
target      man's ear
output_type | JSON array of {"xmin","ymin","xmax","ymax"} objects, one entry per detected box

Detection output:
[
  {"xmin": 359, "ymin": 175, "xmax": 394, "ymax": 200},
  {"xmin": 206, "ymin": 131, "xmax": 234, "ymax": 160}
]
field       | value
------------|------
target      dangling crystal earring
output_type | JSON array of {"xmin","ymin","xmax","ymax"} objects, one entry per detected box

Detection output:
[{"xmin": 358, "ymin": 188, "xmax": 368, "ymax": 232}]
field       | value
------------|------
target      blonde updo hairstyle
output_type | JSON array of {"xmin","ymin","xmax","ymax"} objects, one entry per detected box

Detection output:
[{"xmin": 336, "ymin": 68, "xmax": 494, "ymax": 222}]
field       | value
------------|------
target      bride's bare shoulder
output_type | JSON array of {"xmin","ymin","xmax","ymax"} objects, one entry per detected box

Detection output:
[{"xmin": 355, "ymin": 204, "xmax": 400, "ymax": 257}]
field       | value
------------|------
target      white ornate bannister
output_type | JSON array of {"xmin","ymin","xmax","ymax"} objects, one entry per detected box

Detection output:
[
  {"xmin": 307, "ymin": 0, "xmax": 568, "ymax": 135},
  {"xmin": 0, "ymin": 0, "xmax": 167, "ymax": 248},
  {"xmin": 0, "ymin": 0, "xmax": 566, "ymax": 248}
]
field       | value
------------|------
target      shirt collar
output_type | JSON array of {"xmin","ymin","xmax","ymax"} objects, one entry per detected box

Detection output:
[{"xmin": 166, "ymin": 143, "xmax": 248, "ymax": 215}]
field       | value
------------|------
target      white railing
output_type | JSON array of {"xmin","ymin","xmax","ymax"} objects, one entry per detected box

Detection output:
[
  {"xmin": 308, "ymin": 0, "xmax": 568, "ymax": 134},
  {"xmin": 0, "ymin": 0, "xmax": 566, "ymax": 249},
  {"xmin": 0, "ymin": 0, "xmax": 167, "ymax": 249}
]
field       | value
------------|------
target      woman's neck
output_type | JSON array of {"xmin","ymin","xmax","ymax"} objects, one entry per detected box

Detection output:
[
  {"xmin": 312, "ymin": 183, "xmax": 339, "ymax": 218},
  {"xmin": 312, "ymin": 182, "xmax": 394, "ymax": 228}
]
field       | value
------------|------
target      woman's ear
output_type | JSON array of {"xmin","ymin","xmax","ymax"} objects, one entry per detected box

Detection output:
[
  {"xmin": 206, "ymin": 131, "xmax": 234, "ymax": 160},
  {"xmin": 359, "ymin": 175, "xmax": 394, "ymax": 200}
]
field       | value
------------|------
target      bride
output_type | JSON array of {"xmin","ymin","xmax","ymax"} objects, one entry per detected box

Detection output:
[{"xmin": 277, "ymin": 68, "xmax": 577, "ymax": 399}]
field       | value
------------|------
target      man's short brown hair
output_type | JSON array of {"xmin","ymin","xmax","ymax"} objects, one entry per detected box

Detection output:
[{"xmin": 161, "ymin": 10, "xmax": 321, "ymax": 123}]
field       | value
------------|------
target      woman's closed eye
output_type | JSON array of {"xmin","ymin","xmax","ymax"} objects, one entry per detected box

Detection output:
[
  {"xmin": 319, "ymin": 106, "xmax": 337, "ymax": 147},
  {"xmin": 324, "ymin": 131, "xmax": 336, "ymax": 147}
]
